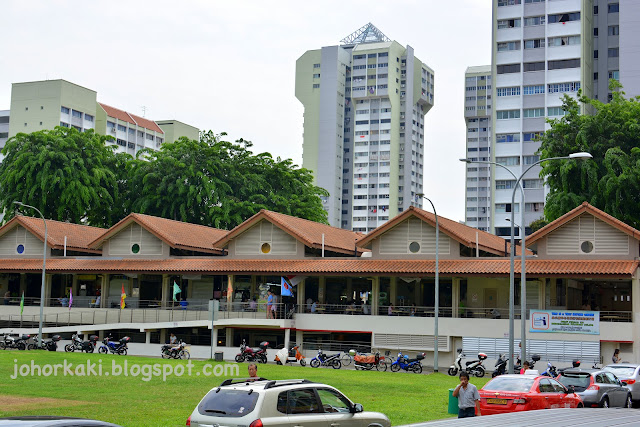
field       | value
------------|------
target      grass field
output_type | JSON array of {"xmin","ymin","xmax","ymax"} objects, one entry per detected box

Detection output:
[{"xmin": 0, "ymin": 352, "xmax": 490, "ymax": 426}]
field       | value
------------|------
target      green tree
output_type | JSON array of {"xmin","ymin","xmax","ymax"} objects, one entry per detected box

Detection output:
[
  {"xmin": 0, "ymin": 127, "xmax": 123, "ymax": 227},
  {"xmin": 128, "ymin": 132, "xmax": 328, "ymax": 228},
  {"xmin": 538, "ymin": 81, "xmax": 640, "ymax": 227}
]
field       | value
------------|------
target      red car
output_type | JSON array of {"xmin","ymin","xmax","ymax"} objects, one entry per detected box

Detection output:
[{"xmin": 479, "ymin": 374, "xmax": 583, "ymax": 415}]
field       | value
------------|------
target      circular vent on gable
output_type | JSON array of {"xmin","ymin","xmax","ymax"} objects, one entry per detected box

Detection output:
[
  {"xmin": 580, "ymin": 241, "xmax": 594, "ymax": 254},
  {"xmin": 409, "ymin": 242, "xmax": 421, "ymax": 253},
  {"xmin": 261, "ymin": 243, "xmax": 271, "ymax": 254}
]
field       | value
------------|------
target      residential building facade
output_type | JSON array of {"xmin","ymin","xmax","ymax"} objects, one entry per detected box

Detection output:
[
  {"xmin": 490, "ymin": 0, "xmax": 594, "ymax": 238},
  {"xmin": 0, "ymin": 110, "xmax": 9, "ymax": 161},
  {"xmin": 5, "ymin": 79, "xmax": 198, "ymax": 158},
  {"xmin": 464, "ymin": 66, "xmax": 493, "ymax": 232},
  {"xmin": 296, "ymin": 23, "xmax": 435, "ymax": 231}
]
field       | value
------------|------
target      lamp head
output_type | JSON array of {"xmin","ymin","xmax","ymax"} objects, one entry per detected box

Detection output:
[
  {"xmin": 459, "ymin": 158, "xmax": 472, "ymax": 163},
  {"xmin": 568, "ymin": 152, "xmax": 592, "ymax": 160}
]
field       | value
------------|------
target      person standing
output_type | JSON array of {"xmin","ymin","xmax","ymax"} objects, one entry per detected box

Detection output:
[
  {"xmin": 3, "ymin": 290, "xmax": 10, "ymax": 305},
  {"xmin": 452, "ymin": 371, "xmax": 481, "ymax": 418},
  {"xmin": 612, "ymin": 348, "xmax": 621, "ymax": 364},
  {"xmin": 266, "ymin": 290, "xmax": 273, "ymax": 319}
]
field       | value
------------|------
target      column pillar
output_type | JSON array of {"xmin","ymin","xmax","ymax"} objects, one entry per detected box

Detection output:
[
  {"xmin": 452, "ymin": 277, "xmax": 460, "ymax": 318},
  {"xmin": 145, "ymin": 330, "xmax": 151, "ymax": 344},
  {"xmin": 284, "ymin": 328, "xmax": 291, "ymax": 350},
  {"xmin": 43, "ymin": 274, "xmax": 52, "ymax": 307},
  {"xmin": 161, "ymin": 274, "xmax": 169, "ymax": 308},
  {"xmin": 318, "ymin": 276, "xmax": 326, "ymax": 304},
  {"xmin": 631, "ymin": 273, "xmax": 640, "ymax": 362},
  {"xmin": 160, "ymin": 329, "xmax": 166, "ymax": 344},
  {"xmin": 100, "ymin": 274, "xmax": 108, "ymax": 308},
  {"xmin": 228, "ymin": 275, "xmax": 235, "ymax": 311},
  {"xmin": 212, "ymin": 327, "xmax": 219, "ymax": 350},
  {"xmin": 295, "ymin": 329, "xmax": 304, "ymax": 348},
  {"xmin": 187, "ymin": 279, "xmax": 193, "ymax": 299},
  {"xmin": 297, "ymin": 279, "xmax": 305, "ymax": 309},
  {"xmin": 71, "ymin": 274, "xmax": 79, "ymax": 298},
  {"xmin": 390, "ymin": 277, "xmax": 397, "ymax": 306},
  {"xmin": 226, "ymin": 327, "xmax": 233, "ymax": 347},
  {"xmin": 346, "ymin": 278, "xmax": 353, "ymax": 302},
  {"xmin": 371, "ymin": 277, "xmax": 379, "ymax": 315},
  {"xmin": 539, "ymin": 278, "xmax": 546, "ymax": 310},
  {"xmin": 19, "ymin": 273, "xmax": 26, "ymax": 296}
]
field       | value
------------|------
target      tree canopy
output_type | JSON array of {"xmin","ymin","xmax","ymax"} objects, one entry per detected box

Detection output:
[
  {"xmin": 0, "ymin": 128, "xmax": 328, "ymax": 229},
  {"xmin": 538, "ymin": 81, "xmax": 640, "ymax": 228},
  {"xmin": 0, "ymin": 127, "xmax": 122, "ymax": 227}
]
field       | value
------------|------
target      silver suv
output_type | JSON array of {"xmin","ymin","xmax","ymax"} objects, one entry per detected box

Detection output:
[{"xmin": 187, "ymin": 378, "xmax": 390, "ymax": 427}]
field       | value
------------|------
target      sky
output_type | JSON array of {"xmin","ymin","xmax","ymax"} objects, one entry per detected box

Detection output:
[{"xmin": 0, "ymin": 0, "xmax": 491, "ymax": 222}]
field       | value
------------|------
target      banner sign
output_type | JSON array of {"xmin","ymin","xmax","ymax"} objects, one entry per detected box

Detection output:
[{"xmin": 529, "ymin": 310, "xmax": 600, "ymax": 335}]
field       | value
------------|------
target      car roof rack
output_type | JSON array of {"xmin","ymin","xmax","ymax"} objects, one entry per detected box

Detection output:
[
  {"xmin": 264, "ymin": 379, "xmax": 314, "ymax": 390},
  {"xmin": 219, "ymin": 377, "xmax": 269, "ymax": 386}
]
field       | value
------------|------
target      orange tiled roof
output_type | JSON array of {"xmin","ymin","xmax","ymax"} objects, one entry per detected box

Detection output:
[
  {"xmin": 0, "ymin": 216, "xmax": 105, "ymax": 253},
  {"xmin": 98, "ymin": 103, "xmax": 164, "ymax": 134},
  {"xmin": 89, "ymin": 213, "xmax": 227, "ymax": 254},
  {"xmin": 213, "ymin": 210, "xmax": 365, "ymax": 255},
  {"xmin": 0, "ymin": 258, "xmax": 635, "ymax": 278},
  {"xmin": 357, "ymin": 206, "xmax": 528, "ymax": 256},
  {"xmin": 527, "ymin": 202, "xmax": 640, "ymax": 245}
]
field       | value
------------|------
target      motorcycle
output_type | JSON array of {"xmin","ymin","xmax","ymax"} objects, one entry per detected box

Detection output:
[
  {"xmin": 274, "ymin": 345, "xmax": 306, "ymax": 366},
  {"xmin": 515, "ymin": 354, "xmax": 541, "ymax": 373},
  {"xmin": 492, "ymin": 353, "xmax": 508, "ymax": 377},
  {"xmin": 390, "ymin": 352, "xmax": 424, "ymax": 374},
  {"xmin": 65, "ymin": 334, "xmax": 98, "ymax": 353},
  {"xmin": 310, "ymin": 349, "xmax": 342, "ymax": 369},
  {"xmin": 161, "ymin": 340, "xmax": 190, "ymax": 359},
  {"xmin": 0, "ymin": 334, "xmax": 30, "ymax": 350},
  {"xmin": 29, "ymin": 335, "xmax": 61, "ymax": 351},
  {"xmin": 98, "ymin": 335, "xmax": 130, "ymax": 355},
  {"xmin": 540, "ymin": 361, "xmax": 558, "ymax": 377},
  {"xmin": 235, "ymin": 340, "xmax": 268, "ymax": 364},
  {"xmin": 353, "ymin": 350, "xmax": 387, "ymax": 372},
  {"xmin": 448, "ymin": 349, "xmax": 486, "ymax": 377}
]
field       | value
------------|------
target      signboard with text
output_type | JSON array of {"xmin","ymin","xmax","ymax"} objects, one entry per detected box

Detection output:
[{"xmin": 529, "ymin": 310, "xmax": 600, "ymax": 335}]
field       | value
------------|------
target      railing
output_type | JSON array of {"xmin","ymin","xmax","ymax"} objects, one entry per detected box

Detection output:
[
  {"xmin": 297, "ymin": 304, "xmax": 454, "ymax": 317},
  {"xmin": 302, "ymin": 339, "xmax": 372, "ymax": 354}
]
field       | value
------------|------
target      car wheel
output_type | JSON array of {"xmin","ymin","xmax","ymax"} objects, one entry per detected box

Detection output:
[
  {"xmin": 376, "ymin": 361, "xmax": 388, "ymax": 372},
  {"xmin": 624, "ymin": 394, "xmax": 632, "ymax": 408},
  {"xmin": 391, "ymin": 363, "xmax": 401, "ymax": 373},
  {"xmin": 64, "ymin": 344, "xmax": 73, "ymax": 352},
  {"xmin": 300, "ymin": 359, "xmax": 306, "ymax": 367},
  {"xmin": 447, "ymin": 367, "xmax": 457, "ymax": 376},
  {"xmin": 332, "ymin": 360, "xmax": 341, "ymax": 369},
  {"xmin": 310, "ymin": 359, "xmax": 321, "ymax": 368},
  {"xmin": 601, "ymin": 397, "xmax": 609, "ymax": 408}
]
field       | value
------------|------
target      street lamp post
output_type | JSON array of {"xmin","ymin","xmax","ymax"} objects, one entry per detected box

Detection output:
[
  {"xmin": 13, "ymin": 202, "xmax": 47, "ymax": 348},
  {"xmin": 417, "ymin": 193, "xmax": 439, "ymax": 372},
  {"xmin": 461, "ymin": 152, "xmax": 591, "ymax": 372}
]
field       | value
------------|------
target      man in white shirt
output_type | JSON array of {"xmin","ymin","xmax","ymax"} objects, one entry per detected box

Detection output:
[{"xmin": 452, "ymin": 371, "xmax": 481, "ymax": 418}]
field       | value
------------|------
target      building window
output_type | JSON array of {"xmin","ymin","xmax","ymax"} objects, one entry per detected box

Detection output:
[
  {"xmin": 524, "ymin": 155, "xmax": 540, "ymax": 165},
  {"xmin": 608, "ymin": 48, "xmax": 619, "ymax": 58},
  {"xmin": 547, "ymin": 107, "xmax": 567, "ymax": 116},
  {"xmin": 72, "ymin": 110, "xmax": 82, "ymax": 118},
  {"xmin": 495, "ymin": 203, "xmax": 519, "ymax": 213},
  {"xmin": 608, "ymin": 25, "xmax": 619, "ymax": 36},
  {"xmin": 146, "ymin": 134, "xmax": 154, "ymax": 141},
  {"xmin": 61, "ymin": 106, "xmax": 70, "ymax": 114},
  {"xmin": 496, "ymin": 133, "xmax": 520, "ymax": 143},
  {"xmin": 523, "ymin": 108, "xmax": 544, "ymax": 118},
  {"xmin": 498, "ymin": 0, "xmax": 521, "ymax": 6},
  {"xmin": 313, "ymin": 73, "xmax": 320, "ymax": 78},
  {"xmin": 84, "ymin": 114, "xmax": 94, "ymax": 122},
  {"xmin": 523, "ymin": 179, "xmax": 543, "ymax": 189},
  {"xmin": 523, "ymin": 132, "xmax": 543, "ymax": 142},
  {"xmin": 496, "ymin": 180, "xmax": 516, "ymax": 190},
  {"xmin": 524, "ymin": 39, "xmax": 545, "ymax": 49},
  {"xmin": 107, "ymin": 121, "xmax": 115, "ymax": 129},
  {"xmin": 525, "ymin": 202, "xmax": 543, "ymax": 212},
  {"xmin": 594, "ymin": 27, "xmax": 599, "ymax": 37},
  {"xmin": 312, "ymin": 84, "xmax": 320, "ymax": 88},
  {"xmin": 608, "ymin": 3, "xmax": 619, "ymax": 13},
  {"xmin": 524, "ymin": 61, "xmax": 545, "ymax": 72},
  {"xmin": 548, "ymin": 35, "xmax": 581, "ymax": 47},
  {"xmin": 548, "ymin": 82, "xmax": 580, "ymax": 93},
  {"xmin": 548, "ymin": 12, "xmax": 581, "ymax": 24},
  {"xmin": 609, "ymin": 70, "xmax": 619, "ymax": 80},
  {"xmin": 523, "ymin": 85, "xmax": 544, "ymax": 95},
  {"xmin": 313, "ymin": 63, "xmax": 320, "ymax": 68},
  {"xmin": 59, "ymin": 122, "xmax": 69, "ymax": 128},
  {"xmin": 496, "ymin": 110, "xmax": 520, "ymax": 120},
  {"xmin": 497, "ymin": 41, "xmax": 521, "ymax": 51},
  {"xmin": 496, "ymin": 156, "xmax": 520, "ymax": 166},
  {"xmin": 496, "ymin": 87, "xmax": 520, "ymax": 96},
  {"xmin": 594, "ymin": 50, "xmax": 599, "ymax": 59},
  {"xmin": 117, "ymin": 124, "xmax": 127, "ymax": 132},
  {"xmin": 524, "ymin": 16, "xmax": 545, "ymax": 26},
  {"xmin": 548, "ymin": 58, "xmax": 580, "ymax": 70}
]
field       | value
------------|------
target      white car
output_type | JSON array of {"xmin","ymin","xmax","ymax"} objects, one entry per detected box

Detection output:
[{"xmin": 187, "ymin": 378, "xmax": 390, "ymax": 427}]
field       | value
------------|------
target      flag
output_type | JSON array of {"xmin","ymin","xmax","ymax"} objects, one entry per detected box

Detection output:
[
  {"xmin": 280, "ymin": 277, "xmax": 293, "ymax": 297},
  {"xmin": 172, "ymin": 281, "xmax": 181, "ymax": 302},
  {"xmin": 120, "ymin": 284, "xmax": 126, "ymax": 309},
  {"xmin": 20, "ymin": 292, "xmax": 24, "ymax": 315},
  {"xmin": 68, "ymin": 290, "xmax": 73, "ymax": 311}
]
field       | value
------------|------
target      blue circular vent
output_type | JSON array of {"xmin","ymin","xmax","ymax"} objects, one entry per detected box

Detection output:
[{"xmin": 17, "ymin": 244, "xmax": 25, "ymax": 254}]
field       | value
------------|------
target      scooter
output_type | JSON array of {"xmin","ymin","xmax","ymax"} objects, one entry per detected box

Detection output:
[
  {"xmin": 390, "ymin": 352, "xmax": 424, "ymax": 374},
  {"xmin": 540, "ymin": 361, "xmax": 558, "ymax": 377},
  {"xmin": 274, "ymin": 345, "xmax": 306, "ymax": 366},
  {"xmin": 235, "ymin": 340, "xmax": 268, "ymax": 364},
  {"xmin": 310, "ymin": 349, "xmax": 342, "ymax": 369},
  {"xmin": 448, "ymin": 348, "xmax": 465, "ymax": 376},
  {"xmin": 464, "ymin": 353, "xmax": 487, "ymax": 377},
  {"xmin": 492, "ymin": 354, "xmax": 508, "ymax": 377},
  {"xmin": 98, "ymin": 335, "xmax": 130, "ymax": 355}
]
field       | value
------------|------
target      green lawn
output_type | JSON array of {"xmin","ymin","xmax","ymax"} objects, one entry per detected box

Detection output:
[{"xmin": 0, "ymin": 352, "xmax": 489, "ymax": 426}]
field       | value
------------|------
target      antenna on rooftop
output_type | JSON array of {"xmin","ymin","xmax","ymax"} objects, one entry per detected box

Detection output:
[{"xmin": 141, "ymin": 106, "xmax": 147, "ymax": 118}]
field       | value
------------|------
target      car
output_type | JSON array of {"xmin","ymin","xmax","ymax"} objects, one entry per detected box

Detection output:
[
  {"xmin": 0, "ymin": 416, "xmax": 121, "ymax": 426},
  {"xmin": 556, "ymin": 368, "xmax": 632, "ymax": 408},
  {"xmin": 186, "ymin": 378, "xmax": 391, "ymax": 427},
  {"xmin": 479, "ymin": 374, "xmax": 583, "ymax": 416},
  {"xmin": 603, "ymin": 364, "xmax": 640, "ymax": 404}
]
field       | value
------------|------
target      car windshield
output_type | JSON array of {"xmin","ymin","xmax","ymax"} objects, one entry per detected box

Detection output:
[
  {"xmin": 483, "ymin": 377, "xmax": 535, "ymax": 392},
  {"xmin": 603, "ymin": 366, "xmax": 637, "ymax": 378},
  {"xmin": 197, "ymin": 389, "xmax": 259, "ymax": 418},
  {"xmin": 558, "ymin": 374, "xmax": 590, "ymax": 391}
]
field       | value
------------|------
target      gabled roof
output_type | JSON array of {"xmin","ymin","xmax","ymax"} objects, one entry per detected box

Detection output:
[
  {"xmin": 357, "ymin": 206, "xmax": 527, "ymax": 256},
  {"xmin": 0, "ymin": 216, "xmax": 105, "ymax": 254},
  {"xmin": 212, "ymin": 210, "xmax": 364, "ymax": 256},
  {"xmin": 88, "ymin": 213, "xmax": 227, "ymax": 254},
  {"xmin": 526, "ymin": 202, "xmax": 640, "ymax": 246},
  {"xmin": 97, "ymin": 103, "xmax": 164, "ymax": 134}
]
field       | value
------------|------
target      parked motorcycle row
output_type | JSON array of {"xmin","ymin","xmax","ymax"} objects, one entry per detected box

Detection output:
[
  {"xmin": 448, "ymin": 349, "xmax": 488, "ymax": 377},
  {"xmin": 161, "ymin": 340, "xmax": 190, "ymax": 360}
]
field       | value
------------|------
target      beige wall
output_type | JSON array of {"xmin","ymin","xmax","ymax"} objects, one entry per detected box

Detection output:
[{"xmin": 102, "ymin": 223, "xmax": 170, "ymax": 258}]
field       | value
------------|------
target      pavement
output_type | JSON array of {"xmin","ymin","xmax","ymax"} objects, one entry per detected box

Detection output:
[{"xmin": 399, "ymin": 407, "xmax": 640, "ymax": 426}]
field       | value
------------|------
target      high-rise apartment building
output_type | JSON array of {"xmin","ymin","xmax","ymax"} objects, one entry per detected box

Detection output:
[
  {"xmin": 464, "ymin": 66, "xmax": 493, "ymax": 232},
  {"xmin": 296, "ymin": 23, "xmax": 434, "ymax": 231},
  {"xmin": 6, "ymin": 79, "xmax": 198, "ymax": 158},
  {"xmin": 486, "ymin": 0, "xmax": 595, "ymax": 238},
  {"xmin": 0, "ymin": 110, "xmax": 9, "ymax": 158}
]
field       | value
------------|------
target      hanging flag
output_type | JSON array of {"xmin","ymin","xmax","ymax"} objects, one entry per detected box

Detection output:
[
  {"xmin": 68, "ymin": 289, "xmax": 73, "ymax": 311},
  {"xmin": 172, "ymin": 281, "xmax": 181, "ymax": 302},
  {"xmin": 120, "ymin": 284, "xmax": 126, "ymax": 309},
  {"xmin": 20, "ymin": 292, "xmax": 24, "ymax": 315},
  {"xmin": 280, "ymin": 277, "xmax": 293, "ymax": 297}
]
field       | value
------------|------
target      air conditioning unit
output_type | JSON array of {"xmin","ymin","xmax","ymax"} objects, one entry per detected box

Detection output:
[
  {"xmin": 401, "ymin": 84, "xmax": 405, "ymax": 88},
  {"xmin": 110, "ymin": 128, "xmax": 116, "ymax": 134},
  {"xmin": 400, "ymin": 126, "xmax": 405, "ymax": 130}
]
